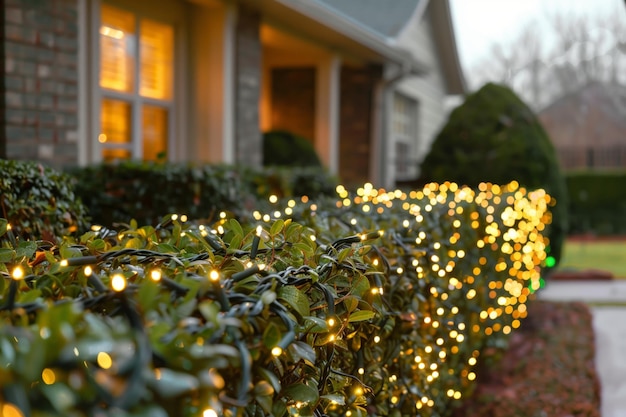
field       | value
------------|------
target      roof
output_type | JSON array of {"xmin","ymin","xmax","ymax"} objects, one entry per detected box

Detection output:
[
  {"xmin": 540, "ymin": 82, "xmax": 626, "ymax": 128},
  {"xmin": 315, "ymin": 0, "xmax": 421, "ymax": 38},
  {"xmin": 245, "ymin": 0, "xmax": 465, "ymax": 92},
  {"xmin": 314, "ymin": 0, "xmax": 465, "ymax": 94}
]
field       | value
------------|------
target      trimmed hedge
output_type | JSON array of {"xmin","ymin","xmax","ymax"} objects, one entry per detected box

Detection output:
[
  {"xmin": 239, "ymin": 165, "xmax": 338, "ymax": 201},
  {"xmin": 263, "ymin": 130, "xmax": 322, "ymax": 167},
  {"xmin": 69, "ymin": 162, "xmax": 338, "ymax": 228},
  {"xmin": 0, "ymin": 180, "xmax": 551, "ymax": 417},
  {"xmin": 0, "ymin": 159, "xmax": 89, "ymax": 240},
  {"xmin": 69, "ymin": 162, "xmax": 248, "ymax": 228},
  {"xmin": 566, "ymin": 170, "xmax": 626, "ymax": 235}
]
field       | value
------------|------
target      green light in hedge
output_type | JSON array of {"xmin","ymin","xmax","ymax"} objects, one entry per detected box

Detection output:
[{"xmin": 545, "ymin": 256, "xmax": 556, "ymax": 268}]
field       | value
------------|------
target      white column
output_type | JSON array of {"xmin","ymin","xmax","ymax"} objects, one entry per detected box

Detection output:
[
  {"xmin": 315, "ymin": 54, "xmax": 341, "ymax": 174},
  {"xmin": 221, "ymin": 4, "xmax": 236, "ymax": 164},
  {"xmin": 382, "ymin": 87, "xmax": 396, "ymax": 189},
  {"xmin": 370, "ymin": 82, "xmax": 396, "ymax": 189},
  {"xmin": 189, "ymin": 3, "xmax": 236, "ymax": 164}
]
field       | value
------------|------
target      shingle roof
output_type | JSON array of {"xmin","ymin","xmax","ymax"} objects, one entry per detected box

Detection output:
[{"xmin": 316, "ymin": 0, "xmax": 421, "ymax": 38}]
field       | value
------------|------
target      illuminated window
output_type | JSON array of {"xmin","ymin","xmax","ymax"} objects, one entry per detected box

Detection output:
[
  {"xmin": 99, "ymin": 4, "xmax": 173, "ymax": 162},
  {"xmin": 392, "ymin": 93, "xmax": 418, "ymax": 179}
]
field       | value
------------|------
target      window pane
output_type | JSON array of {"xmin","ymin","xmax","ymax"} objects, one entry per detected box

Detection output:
[
  {"xmin": 102, "ymin": 148, "xmax": 132, "ymax": 161},
  {"xmin": 140, "ymin": 19, "xmax": 173, "ymax": 100},
  {"xmin": 100, "ymin": 5, "xmax": 135, "ymax": 93},
  {"xmin": 142, "ymin": 105, "xmax": 168, "ymax": 161},
  {"xmin": 100, "ymin": 99, "xmax": 132, "ymax": 161}
]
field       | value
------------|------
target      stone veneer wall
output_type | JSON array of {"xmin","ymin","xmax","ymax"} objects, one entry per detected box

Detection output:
[
  {"xmin": 234, "ymin": 6, "xmax": 262, "ymax": 168},
  {"xmin": 2, "ymin": 0, "xmax": 79, "ymax": 167}
]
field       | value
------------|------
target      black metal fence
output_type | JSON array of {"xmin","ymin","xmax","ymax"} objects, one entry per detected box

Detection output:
[{"xmin": 557, "ymin": 145, "xmax": 626, "ymax": 170}]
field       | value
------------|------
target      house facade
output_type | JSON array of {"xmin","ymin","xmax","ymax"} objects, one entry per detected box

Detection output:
[
  {"xmin": 539, "ymin": 82, "xmax": 626, "ymax": 171},
  {"xmin": 1, "ymin": 0, "xmax": 464, "ymax": 188}
]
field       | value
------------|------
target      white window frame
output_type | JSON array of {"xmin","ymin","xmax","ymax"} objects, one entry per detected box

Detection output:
[
  {"xmin": 80, "ymin": 0, "xmax": 185, "ymax": 165},
  {"xmin": 392, "ymin": 92, "xmax": 419, "ymax": 180}
]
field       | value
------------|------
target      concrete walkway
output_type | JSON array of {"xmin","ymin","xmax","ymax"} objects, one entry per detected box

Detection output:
[{"xmin": 538, "ymin": 281, "xmax": 626, "ymax": 417}]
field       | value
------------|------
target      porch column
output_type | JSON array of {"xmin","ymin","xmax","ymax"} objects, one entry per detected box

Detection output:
[
  {"xmin": 188, "ymin": 2, "xmax": 236, "ymax": 164},
  {"xmin": 316, "ymin": 54, "xmax": 341, "ymax": 174},
  {"xmin": 234, "ymin": 5, "xmax": 262, "ymax": 167}
]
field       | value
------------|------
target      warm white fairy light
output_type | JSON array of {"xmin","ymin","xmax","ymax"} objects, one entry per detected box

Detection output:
[
  {"xmin": 209, "ymin": 270, "xmax": 220, "ymax": 282},
  {"xmin": 111, "ymin": 274, "xmax": 127, "ymax": 292},
  {"xmin": 12, "ymin": 266, "xmax": 25, "ymax": 280},
  {"xmin": 150, "ymin": 269, "xmax": 162, "ymax": 282}
]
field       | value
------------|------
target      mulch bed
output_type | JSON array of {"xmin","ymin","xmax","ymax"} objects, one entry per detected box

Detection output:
[{"xmin": 452, "ymin": 299, "xmax": 601, "ymax": 417}]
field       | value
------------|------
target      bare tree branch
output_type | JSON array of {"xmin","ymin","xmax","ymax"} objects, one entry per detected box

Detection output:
[{"xmin": 466, "ymin": 7, "xmax": 626, "ymax": 110}]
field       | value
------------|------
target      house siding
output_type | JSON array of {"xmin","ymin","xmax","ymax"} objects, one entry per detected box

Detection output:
[
  {"xmin": 234, "ymin": 6, "xmax": 262, "ymax": 167},
  {"xmin": 395, "ymin": 5, "xmax": 449, "ymax": 173},
  {"xmin": 538, "ymin": 83, "xmax": 626, "ymax": 170},
  {"xmin": 2, "ymin": 0, "xmax": 79, "ymax": 167}
]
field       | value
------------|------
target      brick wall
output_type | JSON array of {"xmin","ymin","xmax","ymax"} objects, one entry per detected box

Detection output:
[
  {"xmin": 270, "ymin": 67, "xmax": 316, "ymax": 144},
  {"xmin": 234, "ymin": 6, "xmax": 262, "ymax": 167},
  {"xmin": 338, "ymin": 65, "xmax": 382, "ymax": 186},
  {"xmin": 2, "ymin": 0, "xmax": 79, "ymax": 167}
]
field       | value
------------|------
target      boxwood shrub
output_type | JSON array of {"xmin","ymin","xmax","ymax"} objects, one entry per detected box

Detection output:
[
  {"xmin": 419, "ymin": 83, "xmax": 568, "ymax": 269},
  {"xmin": 238, "ymin": 165, "xmax": 339, "ymax": 200},
  {"xmin": 0, "ymin": 181, "xmax": 551, "ymax": 417},
  {"xmin": 566, "ymin": 170, "xmax": 626, "ymax": 235},
  {"xmin": 263, "ymin": 130, "xmax": 322, "ymax": 167},
  {"xmin": 0, "ymin": 159, "xmax": 89, "ymax": 240}
]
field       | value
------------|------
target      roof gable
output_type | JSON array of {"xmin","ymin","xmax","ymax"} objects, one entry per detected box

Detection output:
[{"xmin": 316, "ymin": 0, "xmax": 420, "ymax": 37}]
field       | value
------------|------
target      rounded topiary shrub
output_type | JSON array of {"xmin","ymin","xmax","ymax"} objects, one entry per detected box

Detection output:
[
  {"xmin": 0, "ymin": 159, "xmax": 89, "ymax": 240},
  {"xmin": 263, "ymin": 130, "xmax": 322, "ymax": 167},
  {"xmin": 419, "ymin": 83, "xmax": 568, "ymax": 268}
]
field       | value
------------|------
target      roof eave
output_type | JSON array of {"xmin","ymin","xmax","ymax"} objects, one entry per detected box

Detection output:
[{"xmin": 267, "ymin": 0, "xmax": 428, "ymax": 74}]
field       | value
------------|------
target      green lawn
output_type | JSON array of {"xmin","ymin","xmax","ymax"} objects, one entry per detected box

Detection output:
[{"xmin": 558, "ymin": 240, "xmax": 626, "ymax": 278}]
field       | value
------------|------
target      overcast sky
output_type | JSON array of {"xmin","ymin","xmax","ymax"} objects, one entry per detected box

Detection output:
[{"xmin": 449, "ymin": 0, "xmax": 625, "ymax": 73}]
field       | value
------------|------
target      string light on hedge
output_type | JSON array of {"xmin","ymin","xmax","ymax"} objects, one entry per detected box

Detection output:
[
  {"xmin": 5, "ymin": 265, "xmax": 26, "ymax": 308},
  {"xmin": 111, "ymin": 274, "xmax": 127, "ymax": 292},
  {"xmin": 0, "ymin": 177, "xmax": 555, "ymax": 414},
  {"xmin": 203, "ymin": 409, "xmax": 218, "ymax": 417},
  {"xmin": 150, "ymin": 269, "xmax": 162, "ymax": 282},
  {"xmin": 97, "ymin": 352, "xmax": 113, "ymax": 370},
  {"xmin": 11, "ymin": 265, "xmax": 24, "ymax": 281}
]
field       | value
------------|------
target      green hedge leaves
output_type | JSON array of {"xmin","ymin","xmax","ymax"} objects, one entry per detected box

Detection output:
[
  {"xmin": 0, "ymin": 180, "xmax": 551, "ymax": 417},
  {"xmin": 0, "ymin": 159, "xmax": 89, "ymax": 240}
]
